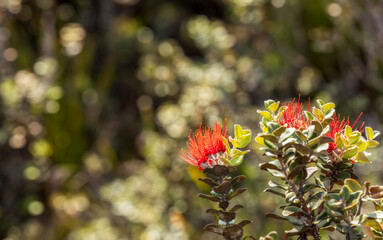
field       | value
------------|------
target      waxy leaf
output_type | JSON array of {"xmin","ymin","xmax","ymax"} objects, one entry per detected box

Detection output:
[
  {"xmin": 230, "ymin": 155, "xmax": 244, "ymax": 166},
  {"xmin": 259, "ymin": 160, "xmax": 281, "ymax": 171},
  {"xmin": 264, "ymin": 187, "xmax": 285, "ymax": 197},
  {"xmin": 322, "ymin": 102, "xmax": 335, "ymax": 112},
  {"xmin": 349, "ymin": 132, "xmax": 361, "ymax": 145},
  {"xmin": 231, "ymin": 175, "xmax": 246, "ymax": 185},
  {"xmin": 367, "ymin": 140, "xmax": 379, "ymax": 148},
  {"xmin": 287, "ymin": 164, "xmax": 305, "ymax": 180},
  {"xmin": 257, "ymin": 110, "xmax": 273, "ymax": 121},
  {"xmin": 355, "ymin": 152, "xmax": 371, "ymax": 163},
  {"xmin": 280, "ymin": 128, "xmax": 295, "ymax": 142},
  {"xmin": 269, "ymin": 101, "xmax": 280, "ymax": 113},
  {"xmin": 199, "ymin": 194, "xmax": 220, "ymax": 202},
  {"xmin": 344, "ymin": 178, "xmax": 363, "ymax": 192},
  {"xmin": 282, "ymin": 206, "xmax": 304, "ymax": 216},
  {"xmin": 203, "ymin": 224, "xmax": 223, "ymax": 235},
  {"xmin": 239, "ymin": 134, "xmax": 251, "ymax": 148},
  {"xmin": 345, "ymin": 125, "xmax": 352, "ymax": 138},
  {"xmin": 229, "ymin": 137, "xmax": 240, "ymax": 148},
  {"xmin": 312, "ymin": 120, "xmax": 323, "ymax": 134},
  {"xmin": 213, "ymin": 182, "xmax": 232, "ymax": 195},
  {"xmin": 308, "ymin": 136, "xmax": 321, "ymax": 148},
  {"xmin": 304, "ymin": 111, "xmax": 314, "ymax": 120},
  {"xmin": 293, "ymin": 143, "xmax": 310, "ymax": 155},
  {"xmin": 273, "ymin": 126, "xmax": 287, "ymax": 137},
  {"xmin": 234, "ymin": 124, "xmax": 242, "ymax": 139},
  {"xmin": 267, "ymin": 122, "xmax": 282, "ymax": 133},
  {"xmin": 227, "ymin": 188, "xmax": 247, "ymax": 200},
  {"xmin": 268, "ymin": 169, "xmax": 285, "ymax": 178},
  {"xmin": 343, "ymin": 146, "xmax": 358, "ymax": 159},
  {"xmin": 199, "ymin": 178, "xmax": 218, "ymax": 187},
  {"xmin": 264, "ymin": 99, "xmax": 276, "ymax": 110},
  {"xmin": 366, "ymin": 127, "xmax": 374, "ymax": 140}
]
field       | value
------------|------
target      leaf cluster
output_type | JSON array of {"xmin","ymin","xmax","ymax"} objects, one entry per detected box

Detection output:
[{"xmin": 256, "ymin": 99, "xmax": 383, "ymax": 239}]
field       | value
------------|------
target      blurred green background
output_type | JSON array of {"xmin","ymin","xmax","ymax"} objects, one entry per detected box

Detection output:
[{"xmin": 0, "ymin": 0, "xmax": 383, "ymax": 239}]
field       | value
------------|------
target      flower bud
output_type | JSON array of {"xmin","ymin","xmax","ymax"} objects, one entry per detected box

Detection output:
[
  {"xmin": 369, "ymin": 185, "xmax": 383, "ymax": 199},
  {"xmin": 369, "ymin": 185, "xmax": 383, "ymax": 194}
]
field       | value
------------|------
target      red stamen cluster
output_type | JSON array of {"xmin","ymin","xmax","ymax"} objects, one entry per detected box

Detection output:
[
  {"xmin": 326, "ymin": 113, "xmax": 364, "ymax": 153},
  {"xmin": 326, "ymin": 115, "xmax": 349, "ymax": 153},
  {"xmin": 181, "ymin": 122, "xmax": 228, "ymax": 170},
  {"xmin": 279, "ymin": 98, "xmax": 309, "ymax": 130}
]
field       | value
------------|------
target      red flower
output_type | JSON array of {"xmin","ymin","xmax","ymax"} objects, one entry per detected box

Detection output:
[
  {"xmin": 279, "ymin": 97, "xmax": 309, "ymax": 130},
  {"xmin": 326, "ymin": 113, "xmax": 363, "ymax": 153},
  {"xmin": 326, "ymin": 115, "xmax": 349, "ymax": 153},
  {"xmin": 181, "ymin": 122, "xmax": 228, "ymax": 170}
]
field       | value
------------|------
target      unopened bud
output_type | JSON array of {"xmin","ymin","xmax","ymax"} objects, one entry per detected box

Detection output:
[
  {"xmin": 369, "ymin": 185, "xmax": 383, "ymax": 194},
  {"xmin": 370, "ymin": 192, "xmax": 383, "ymax": 199}
]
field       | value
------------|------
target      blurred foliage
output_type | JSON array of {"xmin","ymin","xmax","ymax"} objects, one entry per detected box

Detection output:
[{"xmin": 0, "ymin": 0, "xmax": 383, "ymax": 239}]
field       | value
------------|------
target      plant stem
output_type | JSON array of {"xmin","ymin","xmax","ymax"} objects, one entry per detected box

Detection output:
[{"xmin": 279, "ymin": 157, "xmax": 320, "ymax": 240}]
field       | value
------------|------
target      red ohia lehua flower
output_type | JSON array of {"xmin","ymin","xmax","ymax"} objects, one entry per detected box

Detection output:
[
  {"xmin": 181, "ymin": 121, "xmax": 228, "ymax": 170},
  {"xmin": 279, "ymin": 97, "xmax": 309, "ymax": 130},
  {"xmin": 326, "ymin": 113, "xmax": 363, "ymax": 153}
]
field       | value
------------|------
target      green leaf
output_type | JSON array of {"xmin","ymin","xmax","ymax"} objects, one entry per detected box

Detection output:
[
  {"xmin": 293, "ymin": 143, "xmax": 310, "ymax": 155},
  {"xmin": 265, "ymin": 213, "xmax": 286, "ymax": 221},
  {"xmin": 345, "ymin": 125, "xmax": 352, "ymax": 138},
  {"xmin": 265, "ymin": 139, "xmax": 278, "ymax": 150},
  {"xmin": 267, "ymin": 122, "xmax": 281, "ymax": 133},
  {"xmin": 268, "ymin": 169, "xmax": 285, "ymax": 178},
  {"xmin": 355, "ymin": 152, "xmax": 371, "ymax": 163},
  {"xmin": 349, "ymin": 132, "xmax": 361, "ymax": 145},
  {"xmin": 367, "ymin": 140, "xmax": 379, "ymax": 148},
  {"xmin": 315, "ymin": 177, "xmax": 326, "ymax": 189},
  {"xmin": 229, "ymin": 137, "xmax": 240, "ymax": 148},
  {"xmin": 357, "ymin": 140, "xmax": 367, "ymax": 152},
  {"xmin": 304, "ymin": 111, "xmax": 314, "ymax": 120},
  {"xmin": 255, "ymin": 136, "xmax": 265, "ymax": 146},
  {"xmin": 260, "ymin": 134, "xmax": 278, "ymax": 144},
  {"xmin": 282, "ymin": 206, "xmax": 304, "ymax": 216},
  {"xmin": 273, "ymin": 126, "xmax": 286, "ymax": 137},
  {"xmin": 264, "ymin": 187, "xmax": 285, "ymax": 197},
  {"xmin": 308, "ymin": 191, "xmax": 325, "ymax": 210},
  {"xmin": 306, "ymin": 167, "xmax": 318, "ymax": 180},
  {"xmin": 373, "ymin": 130, "xmax": 381, "ymax": 139},
  {"xmin": 312, "ymin": 120, "xmax": 323, "ymax": 134},
  {"xmin": 313, "ymin": 107, "xmax": 324, "ymax": 121},
  {"xmin": 344, "ymin": 178, "xmax": 363, "ymax": 192},
  {"xmin": 287, "ymin": 164, "xmax": 305, "ymax": 180},
  {"xmin": 340, "ymin": 185, "xmax": 351, "ymax": 201},
  {"xmin": 294, "ymin": 131, "xmax": 307, "ymax": 141},
  {"xmin": 324, "ymin": 109, "xmax": 335, "ymax": 119},
  {"xmin": 264, "ymin": 99, "xmax": 275, "ymax": 110},
  {"xmin": 333, "ymin": 171, "xmax": 351, "ymax": 180},
  {"xmin": 239, "ymin": 134, "xmax": 251, "ymax": 148},
  {"xmin": 234, "ymin": 124, "xmax": 242, "ymax": 139},
  {"xmin": 343, "ymin": 146, "xmax": 358, "ymax": 159},
  {"xmin": 319, "ymin": 136, "xmax": 334, "ymax": 145},
  {"xmin": 308, "ymin": 136, "xmax": 321, "ymax": 148},
  {"xmin": 259, "ymin": 160, "xmax": 281, "ymax": 171},
  {"xmin": 317, "ymin": 99, "xmax": 325, "ymax": 106},
  {"xmin": 366, "ymin": 127, "xmax": 374, "ymax": 140},
  {"xmin": 230, "ymin": 155, "xmax": 244, "ymax": 166},
  {"xmin": 321, "ymin": 102, "xmax": 335, "ymax": 112},
  {"xmin": 280, "ymin": 128, "xmax": 295, "ymax": 142},
  {"xmin": 222, "ymin": 137, "xmax": 231, "ymax": 153},
  {"xmin": 232, "ymin": 149, "xmax": 250, "ymax": 157},
  {"xmin": 257, "ymin": 110, "xmax": 273, "ymax": 121},
  {"xmin": 315, "ymin": 143, "xmax": 329, "ymax": 153},
  {"xmin": 268, "ymin": 180, "xmax": 287, "ymax": 190},
  {"xmin": 269, "ymin": 101, "xmax": 280, "ymax": 113}
]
